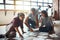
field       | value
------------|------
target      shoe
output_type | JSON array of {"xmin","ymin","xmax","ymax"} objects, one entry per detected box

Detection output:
[
  {"xmin": 49, "ymin": 34, "xmax": 58, "ymax": 38},
  {"xmin": 0, "ymin": 34, "xmax": 5, "ymax": 38},
  {"xmin": 23, "ymin": 32, "xmax": 26, "ymax": 34}
]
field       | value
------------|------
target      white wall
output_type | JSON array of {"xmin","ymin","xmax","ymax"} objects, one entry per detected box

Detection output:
[
  {"xmin": 0, "ymin": 11, "xmax": 28, "ymax": 24},
  {"xmin": 0, "ymin": 11, "xmax": 14, "ymax": 24}
]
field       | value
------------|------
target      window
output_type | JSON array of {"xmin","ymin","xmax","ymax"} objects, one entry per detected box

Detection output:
[
  {"xmin": 24, "ymin": 6, "xmax": 30, "ymax": 10},
  {"xmin": 16, "ymin": 1, "xmax": 23, "ymax": 5},
  {"xmin": 38, "ymin": 0, "xmax": 43, "ymax": 2},
  {"xmin": 38, "ymin": 3, "xmax": 42, "ymax": 6},
  {"xmin": 31, "ymin": 6, "xmax": 38, "ymax": 9},
  {"xmin": 5, "ymin": 0, "xmax": 14, "ymax": 4},
  {"xmin": 48, "ymin": 0, "xmax": 53, "ymax": 3},
  {"xmin": 48, "ymin": 4, "xmax": 53, "ymax": 6},
  {"xmin": 16, "ymin": 5, "xmax": 23, "ymax": 10},
  {"xmin": 44, "ymin": 7, "xmax": 48, "ymax": 10},
  {"xmin": 41, "ymin": 7, "xmax": 44, "ymax": 10},
  {"xmin": 0, "ymin": 4, "xmax": 4, "ymax": 9},
  {"xmin": 5, "ymin": 5, "xmax": 14, "ymax": 10},
  {"xmin": 31, "ymin": 2, "xmax": 37, "ymax": 6},
  {"xmin": 0, "ymin": 0, "xmax": 3, "ymax": 3},
  {"xmin": 0, "ymin": 0, "xmax": 53, "ymax": 13},
  {"xmin": 24, "ymin": 2, "xmax": 30, "ymax": 6},
  {"xmin": 44, "ymin": 0, "xmax": 48, "ymax": 2},
  {"xmin": 37, "ymin": 0, "xmax": 53, "ymax": 11},
  {"xmin": 24, "ymin": 0, "xmax": 30, "ymax": 1},
  {"xmin": 31, "ymin": 0, "xmax": 37, "ymax": 1},
  {"xmin": 44, "ymin": 4, "xmax": 48, "ymax": 6}
]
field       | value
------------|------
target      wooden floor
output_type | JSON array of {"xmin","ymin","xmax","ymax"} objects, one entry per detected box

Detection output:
[
  {"xmin": 0, "ymin": 23, "xmax": 60, "ymax": 40},
  {"xmin": 0, "ymin": 30, "xmax": 60, "ymax": 40}
]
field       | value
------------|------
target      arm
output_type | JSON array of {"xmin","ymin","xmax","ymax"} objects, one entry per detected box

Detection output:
[
  {"xmin": 20, "ymin": 23, "xmax": 25, "ymax": 34},
  {"xmin": 50, "ymin": 17, "xmax": 54, "ymax": 26},
  {"xmin": 14, "ymin": 27, "xmax": 23, "ymax": 38},
  {"xmin": 13, "ymin": 18, "xmax": 23, "ymax": 38},
  {"xmin": 24, "ymin": 17, "xmax": 33, "ymax": 32},
  {"xmin": 36, "ymin": 15, "xmax": 39, "ymax": 28},
  {"xmin": 49, "ymin": 17, "xmax": 55, "ymax": 33}
]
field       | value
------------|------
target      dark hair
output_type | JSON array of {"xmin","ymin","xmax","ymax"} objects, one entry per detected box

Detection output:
[
  {"xmin": 18, "ymin": 13, "xmax": 25, "ymax": 17},
  {"xmin": 31, "ymin": 8, "xmax": 35, "ymax": 12},
  {"xmin": 41, "ymin": 10, "xmax": 48, "ymax": 17},
  {"xmin": 48, "ymin": 5, "xmax": 51, "ymax": 8}
]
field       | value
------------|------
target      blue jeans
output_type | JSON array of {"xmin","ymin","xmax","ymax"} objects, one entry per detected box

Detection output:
[
  {"xmin": 39, "ymin": 26, "xmax": 53, "ymax": 32},
  {"xmin": 28, "ymin": 19, "xmax": 36, "ymax": 28}
]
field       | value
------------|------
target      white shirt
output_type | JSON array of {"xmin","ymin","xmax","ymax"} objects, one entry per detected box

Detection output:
[{"xmin": 48, "ymin": 8, "xmax": 52, "ymax": 16}]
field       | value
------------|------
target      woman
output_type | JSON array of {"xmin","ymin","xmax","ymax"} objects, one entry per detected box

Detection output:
[
  {"xmin": 39, "ymin": 10, "xmax": 55, "ymax": 34},
  {"xmin": 5, "ymin": 13, "xmax": 25, "ymax": 38}
]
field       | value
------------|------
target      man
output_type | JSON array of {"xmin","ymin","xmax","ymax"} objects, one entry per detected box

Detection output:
[
  {"xmin": 5, "ymin": 13, "xmax": 25, "ymax": 38},
  {"xmin": 25, "ymin": 8, "xmax": 39, "ymax": 31}
]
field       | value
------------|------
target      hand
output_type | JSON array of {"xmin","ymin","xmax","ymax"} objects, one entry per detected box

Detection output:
[
  {"xmin": 23, "ymin": 32, "xmax": 26, "ymax": 34},
  {"xmin": 42, "ymin": 25, "xmax": 45, "ymax": 27},
  {"xmin": 20, "ymin": 35, "xmax": 23, "ymax": 38},
  {"xmin": 30, "ymin": 29, "xmax": 34, "ymax": 32}
]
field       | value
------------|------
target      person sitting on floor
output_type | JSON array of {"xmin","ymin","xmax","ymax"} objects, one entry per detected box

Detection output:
[
  {"xmin": 5, "ymin": 13, "xmax": 25, "ymax": 38},
  {"xmin": 25, "ymin": 8, "xmax": 39, "ymax": 31},
  {"xmin": 39, "ymin": 10, "xmax": 55, "ymax": 34}
]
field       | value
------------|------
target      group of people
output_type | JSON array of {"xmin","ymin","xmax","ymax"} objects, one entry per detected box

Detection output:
[{"xmin": 5, "ymin": 7, "xmax": 55, "ymax": 38}]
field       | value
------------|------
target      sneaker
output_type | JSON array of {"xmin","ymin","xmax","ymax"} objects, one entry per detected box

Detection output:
[{"xmin": 49, "ymin": 34, "xmax": 58, "ymax": 38}]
